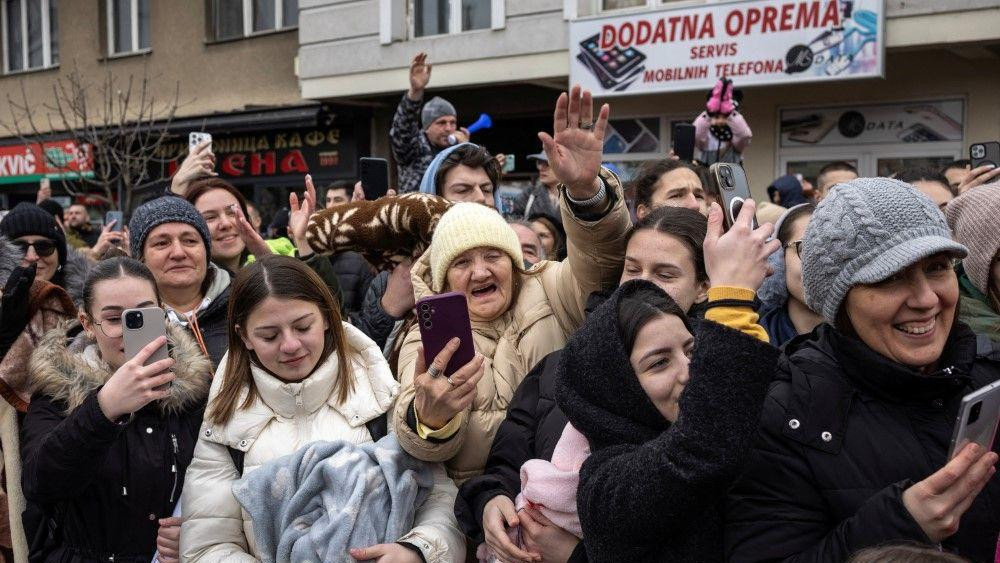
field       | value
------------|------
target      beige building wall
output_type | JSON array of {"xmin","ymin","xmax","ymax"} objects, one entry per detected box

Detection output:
[{"xmin": 0, "ymin": 0, "xmax": 302, "ymax": 135}]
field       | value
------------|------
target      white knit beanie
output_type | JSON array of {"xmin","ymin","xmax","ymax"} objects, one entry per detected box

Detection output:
[
  {"xmin": 429, "ymin": 203, "xmax": 524, "ymax": 292},
  {"xmin": 945, "ymin": 183, "xmax": 1000, "ymax": 294}
]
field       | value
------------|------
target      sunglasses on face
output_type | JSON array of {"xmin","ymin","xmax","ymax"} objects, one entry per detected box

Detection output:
[
  {"xmin": 13, "ymin": 239, "xmax": 57, "ymax": 257},
  {"xmin": 784, "ymin": 239, "xmax": 803, "ymax": 258}
]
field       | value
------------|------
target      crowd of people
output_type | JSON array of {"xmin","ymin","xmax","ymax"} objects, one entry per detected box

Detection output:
[{"xmin": 0, "ymin": 53, "xmax": 999, "ymax": 563}]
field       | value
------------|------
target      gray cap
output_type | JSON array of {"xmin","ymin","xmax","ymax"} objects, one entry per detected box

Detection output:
[
  {"xmin": 129, "ymin": 196, "xmax": 212, "ymax": 262},
  {"xmin": 801, "ymin": 177, "xmax": 967, "ymax": 326},
  {"xmin": 421, "ymin": 96, "xmax": 457, "ymax": 130},
  {"xmin": 526, "ymin": 152, "xmax": 549, "ymax": 163}
]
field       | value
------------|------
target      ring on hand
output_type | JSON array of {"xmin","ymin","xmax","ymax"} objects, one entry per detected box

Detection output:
[
  {"xmin": 579, "ymin": 122, "xmax": 594, "ymax": 130},
  {"xmin": 427, "ymin": 365, "xmax": 441, "ymax": 378},
  {"xmin": 447, "ymin": 376, "xmax": 457, "ymax": 387}
]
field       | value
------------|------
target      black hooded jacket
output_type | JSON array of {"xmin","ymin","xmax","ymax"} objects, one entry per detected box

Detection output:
[
  {"xmin": 725, "ymin": 322, "xmax": 1000, "ymax": 563},
  {"xmin": 555, "ymin": 280, "xmax": 778, "ymax": 562}
]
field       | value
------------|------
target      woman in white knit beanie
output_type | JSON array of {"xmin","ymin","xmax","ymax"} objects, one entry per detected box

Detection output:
[{"xmin": 391, "ymin": 86, "xmax": 632, "ymax": 484}]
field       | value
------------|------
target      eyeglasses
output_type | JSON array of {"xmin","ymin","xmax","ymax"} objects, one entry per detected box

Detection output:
[
  {"xmin": 13, "ymin": 239, "xmax": 57, "ymax": 257},
  {"xmin": 91, "ymin": 317, "xmax": 124, "ymax": 338},
  {"xmin": 784, "ymin": 239, "xmax": 804, "ymax": 258}
]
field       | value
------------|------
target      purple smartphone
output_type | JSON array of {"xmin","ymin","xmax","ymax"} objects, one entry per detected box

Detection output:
[{"xmin": 416, "ymin": 292, "xmax": 475, "ymax": 378}]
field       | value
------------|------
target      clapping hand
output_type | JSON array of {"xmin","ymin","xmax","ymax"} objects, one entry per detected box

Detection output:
[{"xmin": 538, "ymin": 86, "xmax": 609, "ymax": 201}]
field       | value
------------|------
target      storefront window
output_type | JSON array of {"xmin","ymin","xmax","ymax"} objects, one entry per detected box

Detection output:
[
  {"xmin": 109, "ymin": 0, "xmax": 150, "ymax": 55},
  {"xmin": 876, "ymin": 156, "xmax": 954, "ymax": 178},
  {"xmin": 603, "ymin": 117, "xmax": 661, "ymax": 155},
  {"xmin": 3, "ymin": 0, "xmax": 57, "ymax": 73},
  {"xmin": 212, "ymin": 0, "xmax": 297, "ymax": 41}
]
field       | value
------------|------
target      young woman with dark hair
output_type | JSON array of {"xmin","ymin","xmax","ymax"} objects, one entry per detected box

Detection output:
[
  {"xmin": 628, "ymin": 159, "xmax": 707, "ymax": 220},
  {"xmin": 21, "ymin": 257, "xmax": 212, "ymax": 563},
  {"xmin": 180, "ymin": 255, "xmax": 464, "ymax": 563}
]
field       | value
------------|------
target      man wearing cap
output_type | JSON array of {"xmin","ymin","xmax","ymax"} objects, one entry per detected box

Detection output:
[
  {"xmin": 390, "ymin": 52, "xmax": 468, "ymax": 193},
  {"xmin": 510, "ymin": 150, "xmax": 562, "ymax": 223}
]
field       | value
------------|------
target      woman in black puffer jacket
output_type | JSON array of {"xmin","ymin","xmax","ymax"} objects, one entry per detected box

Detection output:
[{"xmin": 725, "ymin": 178, "xmax": 1000, "ymax": 563}]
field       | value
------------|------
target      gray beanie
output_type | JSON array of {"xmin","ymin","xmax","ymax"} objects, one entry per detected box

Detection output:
[
  {"xmin": 801, "ymin": 177, "xmax": 967, "ymax": 326},
  {"xmin": 421, "ymin": 96, "xmax": 457, "ymax": 130},
  {"xmin": 128, "ymin": 196, "xmax": 212, "ymax": 261}
]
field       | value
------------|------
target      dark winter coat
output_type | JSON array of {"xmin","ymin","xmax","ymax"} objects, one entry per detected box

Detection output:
[
  {"xmin": 759, "ymin": 304, "xmax": 798, "ymax": 348},
  {"xmin": 725, "ymin": 322, "xmax": 1000, "ymax": 563},
  {"xmin": 390, "ymin": 95, "xmax": 444, "ymax": 194},
  {"xmin": 186, "ymin": 265, "xmax": 231, "ymax": 369},
  {"xmin": 556, "ymin": 280, "xmax": 778, "ymax": 563},
  {"xmin": 352, "ymin": 270, "xmax": 401, "ymax": 351},
  {"xmin": 330, "ymin": 251, "xmax": 375, "ymax": 316},
  {"xmin": 21, "ymin": 322, "xmax": 212, "ymax": 563}
]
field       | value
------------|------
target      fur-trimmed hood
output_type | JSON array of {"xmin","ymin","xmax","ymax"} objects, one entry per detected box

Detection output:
[{"xmin": 28, "ymin": 321, "xmax": 212, "ymax": 415}]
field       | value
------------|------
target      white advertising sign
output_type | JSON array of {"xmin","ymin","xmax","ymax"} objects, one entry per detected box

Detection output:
[
  {"xmin": 569, "ymin": 0, "xmax": 884, "ymax": 96},
  {"xmin": 780, "ymin": 99, "xmax": 963, "ymax": 147}
]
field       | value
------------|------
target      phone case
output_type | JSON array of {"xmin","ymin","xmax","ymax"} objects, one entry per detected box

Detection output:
[
  {"xmin": 416, "ymin": 292, "xmax": 475, "ymax": 379},
  {"xmin": 188, "ymin": 132, "xmax": 212, "ymax": 149},
  {"xmin": 360, "ymin": 157, "xmax": 390, "ymax": 200},
  {"xmin": 948, "ymin": 379, "xmax": 1000, "ymax": 459},
  {"xmin": 672, "ymin": 123, "xmax": 696, "ymax": 162},
  {"xmin": 105, "ymin": 211, "xmax": 123, "ymax": 233},
  {"xmin": 123, "ymin": 307, "xmax": 169, "ymax": 367},
  {"xmin": 578, "ymin": 34, "xmax": 646, "ymax": 80},
  {"xmin": 710, "ymin": 163, "xmax": 758, "ymax": 230},
  {"xmin": 971, "ymin": 142, "xmax": 1000, "ymax": 169}
]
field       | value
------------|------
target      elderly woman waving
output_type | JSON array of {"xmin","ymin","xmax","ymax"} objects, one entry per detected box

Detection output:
[{"xmin": 391, "ymin": 86, "xmax": 632, "ymax": 483}]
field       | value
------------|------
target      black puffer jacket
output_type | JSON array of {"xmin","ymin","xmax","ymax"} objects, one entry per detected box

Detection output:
[
  {"xmin": 329, "ymin": 252, "xmax": 375, "ymax": 316},
  {"xmin": 557, "ymin": 280, "xmax": 778, "ymax": 562},
  {"xmin": 725, "ymin": 323, "xmax": 1000, "ymax": 563},
  {"xmin": 351, "ymin": 270, "xmax": 401, "ymax": 350},
  {"xmin": 21, "ymin": 323, "xmax": 212, "ymax": 563}
]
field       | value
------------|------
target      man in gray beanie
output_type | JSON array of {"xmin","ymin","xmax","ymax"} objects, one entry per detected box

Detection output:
[
  {"xmin": 801, "ymin": 177, "xmax": 967, "ymax": 325},
  {"xmin": 390, "ymin": 52, "xmax": 468, "ymax": 193}
]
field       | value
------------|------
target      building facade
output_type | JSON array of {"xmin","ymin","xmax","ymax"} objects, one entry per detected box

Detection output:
[{"xmin": 298, "ymin": 0, "xmax": 1000, "ymax": 201}]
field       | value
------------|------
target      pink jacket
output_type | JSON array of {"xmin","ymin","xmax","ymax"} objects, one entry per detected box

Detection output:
[
  {"xmin": 693, "ymin": 111, "xmax": 753, "ymax": 155},
  {"xmin": 515, "ymin": 423, "xmax": 591, "ymax": 538}
]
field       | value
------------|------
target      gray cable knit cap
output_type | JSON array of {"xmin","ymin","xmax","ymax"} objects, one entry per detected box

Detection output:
[
  {"xmin": 801, "ymin": 177, "xmax": 967, "ymax": 326},
  {"xmin": 128, "ymin": 196, "xmax": 212, "ymax": 261},
  {"xmin": 421, "ymin": 96, "xmax": 457, "ymax": 130}
]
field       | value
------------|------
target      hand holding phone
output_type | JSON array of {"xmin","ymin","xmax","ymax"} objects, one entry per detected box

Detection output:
[
  {"xmin": 710, "ymin": 163, "xmax": 758, "ymax": 230},
  {"xmin": 703, "ymin": 197, "xmax": 780, "ymax": 293},
  {"xmin": 970, "ymin": 141, "xmax": 1000, "ymax": 170},
  {"xmin": 123, "ymin": 307, "xmax": 171, "ymax": 391},
  {"xmin": 189, "ymin": 132, "xmax": 212, "ymax": 152},
  {"xmin": 105, "ymin": 211, "xmax": 123, "ymax": 233},
  {"xmin": 672, "ymin": 123, "xmax": 696, "ymax": 162},
  {"xmin": 97, "ymin": 325, "xmax": 175, "ymax": 422}
]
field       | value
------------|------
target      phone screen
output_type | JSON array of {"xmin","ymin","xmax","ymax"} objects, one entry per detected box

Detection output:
[{"xmin": 360, "ymin": 157, "xmax": 390, "ymax": 200}]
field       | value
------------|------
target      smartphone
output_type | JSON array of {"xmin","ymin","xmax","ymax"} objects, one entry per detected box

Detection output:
[
  {"xmin": 948, "ymin": 380, "xmax": 1000, "ymax": 459},
  {"xmin": 360, "ymin": 157, "xmax": 390, "ymax": 200},
  {"xmin": 105, "ymin": 210, "xmax": 123, "ymax": 233},
  {"xmin": 188, "ymin": 131, "xmax": 212, "ymax": 152},
  {"xmin": 123, "ymin": 307, "xmax": 170, "ymax": 390},
  {"xmin": 970, "ymin": 142, "xmax": 1000, "ymax": 169},
  {"xmin": 672, "ymin": 123, "xmax": 696, "ymax": 162},
  {"xmin": 710, "ymin": 162, "xmax": 758, "ymax": 230},
  {"xmin": 415, "ymin": 292, "xmax": 475, "ymax": 379},
  {"xmin": 502, "ymin": 154, "xmax": 516, "ymax": 174}
]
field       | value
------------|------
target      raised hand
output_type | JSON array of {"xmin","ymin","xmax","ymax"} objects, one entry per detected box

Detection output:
[
  {"xmin": 703, "ymin": 200, "xmax": 780, "ymax": 291},
  {"xmin": 170, "ymin": 141, "xmax": 217, "ymax": 196},
  {"xmin": 407, "ymin": 52, "xmax": 432, "ymax": 101},
  {"xmin": 234, "ymin": 205, "xmax": 271, "ymax": 258},
  {"xmin": 290, "ymin": 174, "xmax": 318, "ymax": 256},
  {"xmin": 956, "ymin": 164, "xmax": 1000, "ymax": 194},
  {"xmin": 89, "ymin": 221, "xmax": 126, "ymax": 259},
  {"xmin": 538, "ymin": 85, "xmax": 610, "ymax": 201},
  {"xmin": 412, "ymin": 339, "xmax": 485, "ymax": 430}
]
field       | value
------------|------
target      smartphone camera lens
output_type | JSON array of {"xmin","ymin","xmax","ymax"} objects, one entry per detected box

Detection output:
[
  {"xmin": 124, "ymin": 311, "xmax": 144, "ymax": 330},
  {"xmin": 420, "ymin": 303, "xmax": 430, "ymax": 312},
  {"xmin": 968, "ymin": 401, "xmax": 983, "ymax": 425},
  {"xmin": 972, "ymin": 145, "xmax": 985, "ymax": 159},
  {"xmin": 720, "ymin": 167, "xmax": 734, "ymax": 189},
  {"xmin": 422, "ymin": 321, "xmax": 432, "ymax": 329}
]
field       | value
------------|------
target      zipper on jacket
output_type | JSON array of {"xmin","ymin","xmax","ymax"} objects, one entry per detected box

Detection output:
[{"xmin": 168, "ymin": 432, "xmax": 180, "ymax": 503}]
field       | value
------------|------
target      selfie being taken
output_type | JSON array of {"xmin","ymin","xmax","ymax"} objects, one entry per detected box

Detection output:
[{"xmin": 2, "ymin": 2, "xmax": 1000, "ymax": 561}]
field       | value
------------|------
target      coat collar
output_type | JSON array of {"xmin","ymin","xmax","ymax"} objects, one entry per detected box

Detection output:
[
  {"xmin": 204, "ymin": 322, "xmax": 399, "ymax": 450},
  {"xmin": 28, "ymin": 321, "xmax": 212, "ymax": 415}
]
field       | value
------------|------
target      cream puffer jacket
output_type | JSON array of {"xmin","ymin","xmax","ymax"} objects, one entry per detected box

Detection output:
[
  {"xmin": 180, "ymin": 322, "xmax": 465, "ymax": 562},
  {"xmin": 392, "ymin": 169, "xmax": 632, "ymax": 483}
]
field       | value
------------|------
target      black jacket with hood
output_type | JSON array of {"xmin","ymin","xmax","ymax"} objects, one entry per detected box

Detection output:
[
  {"xmin": 21, "ymin": 322, "xmax": 212, "ymax": 563},
  {"xmin": 556, "ymin": 280, "xmax": 778, "ymax": 563},
  {"xmin": 725, "ymin": 322, "xmax": 1000, "ymax": 563}
]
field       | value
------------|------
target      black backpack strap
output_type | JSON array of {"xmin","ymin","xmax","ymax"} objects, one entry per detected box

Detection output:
[
  {"xmin": 366, "ymin": 412, "xmax": 389, "ymax": 441},
  {"xmin": 227, "ymin": 446, "xmax": 246, "ymax": 477}
]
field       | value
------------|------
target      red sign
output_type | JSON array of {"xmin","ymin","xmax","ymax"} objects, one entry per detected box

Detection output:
[{"xmin": 0, "ymin": 140, "xmax": 94, "ymax": 185}]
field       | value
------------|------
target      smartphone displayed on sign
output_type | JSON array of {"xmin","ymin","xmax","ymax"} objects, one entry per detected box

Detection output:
[
  {"xmin": 672, "ymin": 123, "xmax": 696, "ymax": 162},
  {"xmin": 710, "ymin": 162, "xmax": 758, "ymax": 231},
  {"xmin": 415, "ymin": 292, "xmax": 475, "ymax": 379},
  {"xmin": 360, "ymin": 157, "xmax": 390, "ymax": 200},
  {"xmin": 123, "ymin": 307, "xmax": 171, "ymax": 391},
  {"xmin": 970, "ymin": 142, "xmax": 1000, "ymax": 169},
  {"xmin": 948, "ymin": 380, "xmax": 1000, "ymax": 459},
  {"xmin": 189, "ymin": 132, "xmax": 212, "ymax": 152},
  {"xmin": 105, "ymin": 211, "xmax": 123, "ymax": 233}
]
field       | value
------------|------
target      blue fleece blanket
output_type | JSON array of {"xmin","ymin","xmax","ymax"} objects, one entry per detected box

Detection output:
[{"xmin": 232, "ymin": 435, "xmax": 434, "ymax": 563}]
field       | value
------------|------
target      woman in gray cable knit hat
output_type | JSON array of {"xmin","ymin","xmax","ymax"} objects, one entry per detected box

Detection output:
[
  {"xmin": 946, "ymin": 183, "xmax": 1000, "ymax": 342},
  {"xmin": 725, "ymin": 177, "xmax": 1000, "ymax": 563}
]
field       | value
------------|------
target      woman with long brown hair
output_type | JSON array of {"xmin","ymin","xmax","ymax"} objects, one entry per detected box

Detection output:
[{"xmin": 180, "ymin": 255, "xmax": 463, "ymax": 563}]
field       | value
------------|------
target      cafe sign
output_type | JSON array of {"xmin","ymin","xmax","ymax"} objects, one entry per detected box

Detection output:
[
  {"xmin": 0, "ymin": 140, "xmax": 94, "ymax": 185},
  {"xmin": 569, "ymin": 0, "xmax": 884, "ymax": 95}
]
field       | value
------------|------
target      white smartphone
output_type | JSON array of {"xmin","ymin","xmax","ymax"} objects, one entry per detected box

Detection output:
[
  {"xmin": 188, "ymin": 131, "xmax": 212, "ymax": 152},
  {"xmin": 948, "ymin": 380, "xmax": 1000, "ymax": 459},
  {"xmin": 122, "ymin": 307, "xmax": 170, "ymax": 390}
]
